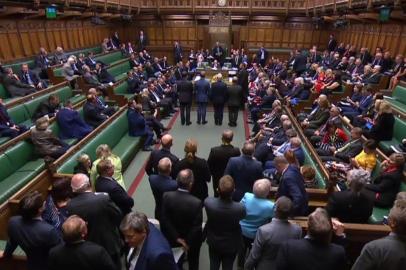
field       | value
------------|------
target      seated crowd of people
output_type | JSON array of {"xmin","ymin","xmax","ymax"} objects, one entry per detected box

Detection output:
[{"xmin": 1, "ymin": 31, "xmax": 406, "ymax": 270}]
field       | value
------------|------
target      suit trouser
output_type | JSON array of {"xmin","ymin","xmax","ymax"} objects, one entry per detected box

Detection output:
[
  {"xmin": 180, "ymin": 102, "xmax": 191, "ymax": 124},
  {"xmin": 208, "ymin": 246, "xmax": 236, "ymax": 270},
  {"xmin": 178, "ymin": 242, "xmax": 201, "ymax": 270},
  {"xmin": 197, "ymin": 102, "xmax": 207, "ymax": 123},
  {"xmin": 143, "ymin": 129, "xmax": 154, "ymax": 148},
  {"xmin": 228, "ymin": 106, "xmax": 239, "ymax": 125},
  {"xmin": 238, "ymin": 236, "xmax": 253, "ymax": 267},
  {"xmin": 213, "ymin": 104, "xmax": 224, "ymax": 125}
]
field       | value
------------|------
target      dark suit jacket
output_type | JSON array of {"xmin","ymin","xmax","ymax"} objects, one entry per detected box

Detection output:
[
  {"xmin": 276, "ymin": 238, "xmax": 346, "ymax": 270},
  {"xmin": 369, "ymin": 113, "xmax": 394, "ymax": 142},
  {"xmin": 207, "ymin": 144, "xmax": 241, "ymax": 188},
  {"xmin": 227, "ymin": 84, "xmax": 243, "ymax": 107},
  {"xmin": 365, "ymin": 168, "xmax": 403, "ymax": 207},
  {"xmin": 66, "ymin": 192, "xmax": 123, "ymax": 258},
  {"xmin": 97, "ymin": 68, "xmax": 115, "ymax": 84},
  {"xmin": 84, "ymin": 57, "xmax": 97, "ymax": 69},
  {"xmin": 195, "ymin": 78, "xmax": 211, "ymax": 103},
  {"xmin": 326, "ymin": 190, "xmax": 373, "ymax": 223},
  {"xmin": 177, "ymin": 79, "xmax": 193, "ymax": 104},
  {"xmin": 2, "ymin": 75, "xmax": 36, "ymax": 97},
  {"xmin": 276, "ymin": 165, "xmax": 308, "ymax": 216},
  {"xmin": 145, "ymin": 148, "xmax": 179, "ymax": 177},
  {"xmin": 362, "ymin": 72, "xmax": 382, "ymax": 85},
  {"xmin": 56, "ymin": 108, "xmax": 92, "ymax": 140},
  {"xmin": 254, "ymin": 142, "xmax": 275, "ymax": 166},
  {"xmin": 334, "ymin": 139, "xmax": 363, "ymax": 163},
  {"xmin": 4, "ymin": 216, "xmax": 61, "ymax": 270},
  {"xmin": 148, "ymin": 174, "xmax": 178, "ymax": 219},
  {"xmin": 48, "ymin": 241, "xmax": 116, "ymax": 270},
  {"xmin": 32, "ymin": 100, "xmax": 59, "ymax": 121},
  {"xmin": 328, "ymin": 38, "xmax": 338, "ymax": 52},
  {"xmin": 95, "ymin": 176, "xmax": 134, "ymax": 215},
  {"xmin": 308, "ymin": 107, "xmax": 330, "ymax": 129},
  {"xmin": 19, "ymin": 70, "xmax": 40, "ymax": 86},
  {"xmin": 127, "ymin": 108, "xmax": 150, "ymax": 137},
  {"xmin": 132, "ymin": 223, "xmax": 178, "ymax": 270},
  {"xmin": 225, "ymin": 155, "xmax": 263, "ymax": 201},
  {"xmin": 293, "ymin": 54, "xmax": 307, "ymax": 74},
  {"xmin": 210, "ymin": 81, "xmax": 228, "ymax": 105},
  {"xmin": 352, "ymin": 234, "xmax": 406, "ymax": 270},
  {"xmin": 83, "ymin": 101, "xmax": 108, "ymax": 128},
  {"xmin": 204, "ymin": 197, "xmax": 246, "ymax": 253},
  {"xmin": 0, "ymin": 104, "xmax": 15, "ymax": 132},
  {"xmin": 238, "ymin": 69, "xmax": 249, "ymax": 96},
  {"xmin": 173, "ymin": 157, "xmax": 211, "ymax": 201},
  {"xmin": 161, "ymin": 190, "xmax": 203, "ymax": 247}
]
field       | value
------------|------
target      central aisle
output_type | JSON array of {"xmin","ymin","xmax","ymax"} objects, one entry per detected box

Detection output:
[{"xmin": 123, "ymin": 109, "xmax": 249, "ymax": 269}]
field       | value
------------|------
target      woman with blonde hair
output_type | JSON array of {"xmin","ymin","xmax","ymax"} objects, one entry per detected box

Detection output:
[
  {"xmin": 173, "ymin": 139, "xmax": 211, "ymax": 201},
  {"xmin": 366, "ymin": 100, "xmax": 395, "ymax": 142},
  {"xmin": 90, "ymin": 144, "xmax": 125, "ymax": 188}
]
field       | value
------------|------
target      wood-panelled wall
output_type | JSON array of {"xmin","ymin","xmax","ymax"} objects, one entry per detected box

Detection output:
[
  {"xmin": 0, "ymin": 20, "xmax": 122, "ymax": 62},
  {"xmin": 338, "ymin": 23, "xmax": 406, "ymax": 56},
  {"xmin": 126, "ymin": 20, "xmax": 332, "ymax": 53}
]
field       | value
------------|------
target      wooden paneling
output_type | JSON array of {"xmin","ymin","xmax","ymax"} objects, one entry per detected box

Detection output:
[
  {"xmin": 338, "ymin": 23, "xmax": 405, "ymax": 56},
  {"xmin": 0, "ymin": 19, "xmax": 116, "ymax": 62}
]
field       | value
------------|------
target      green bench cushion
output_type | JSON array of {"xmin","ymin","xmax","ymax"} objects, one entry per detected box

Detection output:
[
  {"xmin": 114, "ymin": 135, "xmax": 141, "ymax": 168},
  {"xmin": 0, "ymin": 84, "xmax": 11, "ymax": 99},
  {"xmin": 114, "ymin": 82, "xmax": 129, "ymax": 95},
  {"xmin": 97, "ymin": 51, "xmax": 124, "ymax": 65},
  {"xmin": 385, "ymin": 98, "xmax": 406, "ymax": 114},
  {"xmin": 379, "ymin": 117, "xmax": 406, "ymax": 153},
  {"xmin": 392, "ymin": 85, "xmax": 406, "ymax": 104},
  {"xmin": 4, "ymin": 60, "xmax": 35, "ymax": 74}
]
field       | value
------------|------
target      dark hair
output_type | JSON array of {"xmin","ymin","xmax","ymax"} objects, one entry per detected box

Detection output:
[
  {"xmin": 20, "ymin": 191, "xmax": 44, "ymax": 220},
  {"xmin": 218, "ymin": 175, "xmax": 235, "ymax": 199},
  {"xmin": 275, "ymin": 196, "xmax": 293, "ymax": 219},
  {"xmin": 51, "ymin": 177, "xmax": 72, "ymax": 203},
  {"xmin": 363, "ymin": 139, "xmax": 377, "ymax": 150}
]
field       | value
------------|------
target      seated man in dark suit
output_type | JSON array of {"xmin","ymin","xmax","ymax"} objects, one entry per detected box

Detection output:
[
  {"xmin": 127, "ymin": 71, "xmax": 141, "ymax": 94},
  {"xmin": 326, "ymin": 169, "xmax": 373, "ymax": 223},
  {"xmin": 120, "ymin": 211, "xmax": 178, "ymax": 270},
  {"xmin": 87, "ymin": 88, "xmax": 116, "ymax": 116},
  {"xmin": 83, "ymin": 94, "xmax": 109, "ymax": 128},
  {"xmin": 48, "ymin": 215, "xmax": 116, "ymax": 270},
  {"xmin": 83, "ymin": 66, "xmax": 108, "ymax": 96},
  {"xmin": 0, "ymin": 98, "xmax": 28, "ymax": 138},
  {"xmin": 19, "ymin": 64, "xmax": 48, "ymax": 90},
  {"xmin": 2, "ymin": 68, "xmax": 36, "ymax": 97},
  {"xmin": 274, "ymin": 156, "xmax": 308, "ymax": 216},
  {"xmin": 361, "ymin": 65, "xmax": 382, "ymax": 85},
  {"xmin": 32, "ymin": 94, "xmax": 60, "ymax": 121},
  {"xmin": 145, "ymin": 134, "xmax": 179, "ymax": 177},
  {"xmin": 161, "ymin": 169, "xmax": 203, "ymax": 270},
  {"xmin": 56, "ymin": 100, "xmax": 92, "ymax": 140},
  {"xmin": 276, "ymin": 208, "xmax": 347, "ymax": 270},
  {"xmin": 84, "ymin": 52, "xmax": 99, "ymax": 70},
  {"xmin": 148, "ymin": 157, "xmax": 178, "ymax": 220},
  {"xmin": 95, "ymin": 63, "xmax": 115, "ymax": 84},
  {"xmin": 95, "ymin": 159, "xmax": 134, "ymax": 216},
  {"xmin": 4, "ymin": 191, "xmax": 62, "ymax": 270},
  {"xmin": 127, "ymin": 101, "xmax": 154, "ymax": 151}
]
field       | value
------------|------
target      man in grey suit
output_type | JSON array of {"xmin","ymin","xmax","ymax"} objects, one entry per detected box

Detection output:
[
  {"xmin": 351, "ymin": 196, "xmax": 406, "ymax": 270},
  {"xmin": 245, "ymin": 196, "xmax": 302, "ymax": 270},
  {"xmin": 227, "ymin": 77, "xmax": 242, "ymax": 127}
]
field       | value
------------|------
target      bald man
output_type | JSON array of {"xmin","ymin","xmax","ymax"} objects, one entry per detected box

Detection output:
[
  {"xmin": 48, "ymin": 215, "xmax": 115, "ymax": 270},
  {"xmin": 148, "ymin": 157, "xmax": 178, "ymax": 220},
  {"xmin": 66, "ymin": 174, "xmax": 123, "ymax": 269},
  {"xmin": 208, "ymin": 130, "xmax": 241, "ymax": 197},
  {"xmin": 145, "ymin": 134, "xmax": 179, "ymax": 178}
]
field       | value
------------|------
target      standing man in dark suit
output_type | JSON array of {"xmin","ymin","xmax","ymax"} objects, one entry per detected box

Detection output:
[
  {"xmin": 245, "ymin": 196, "xmax": 302, "ymax": 270},
  {"xmin": 138, "ymin": 30, "xmax": 148, "ymax": 51},
  {"xmin": 161, "ymin": 169, "xmax": 203, "ymax": 270},
  {"xmin": 227, "ymin": 77, "xmax": 243, "ymax": 126},
  {"xmin": 120, "ymin": 211, "xmax": 178, "ymax": 270},
  {"xmin": 145, "ymin": 134, "xmax": 179, "ymax": 177},
  {"xmin": 224, "ymin": 142, "xmax": 263, "ymax": 201},
  {"xmin": 327, "ymin": 34, "xmax": 337, "ymax": 52},
  {"xmin": 276, "ymin": 208, "xmax": 347, "ymax": 270},
  {"xmin": 352, "ymin": 198, "xmax": 406, "ymax": 270},
  {"xmin": 34, "ymin": 47, "xmax": 51, "ymax": 79},
  {"xmin": 257, "ymin": 46, "xmax": 269, "ymax": 67},
  {"xmin": 148, "ymin": 157, "xmax": 178, "ymax": 220},
  {"xmin": 66, "ymin": 173, "xmax": 123, "ymax": 269},
  {"xmin": 173, "ymin": 41, "xmax": 183, "ymax": 64},
  {"xmin": 274, "ymin": 156, "xmax": 308, "ymax": 216},
  {"xmin": 3, "ymin": 191, "xmax": 62, "ymax": 270},
  {"xmin": 212, "ymin": 41, "xmax": 224, "ymax": 63},
  {"xmin": 210, "ymin": 74, "xmax": 228, "ymax": 125},
  {"xmin": 195, "ymin": 71, "xmax": 211, "ymax": 124},
  {"xmin": 48, "ymin": 215, "xmax": 116, "ymax": 270},
  {"xmin": 292, "ymin": 50, "xmax": 307, "ymax": 76},
  {"xmin": 238, "ymin": 63, "xmax": 249, "ymax": 104},
  {"xmin": 177, "ymin": 71, "xmax": 193, "ymax": 125},
  {"xmin": 95, "ymin": 159, "xmax": 134, "ymax": 215},
  {"xmin": 204, "ymin": 175, "xmax": 246, "ymax": 270},
  {"xmin": 208, "ymin": 130, "xmax": 241, "ymax": 197}
]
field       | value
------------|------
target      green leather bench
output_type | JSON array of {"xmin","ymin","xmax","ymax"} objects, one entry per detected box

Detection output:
[
  {"xmin": 0, "ymin": 142, "xmax": 45, "ymax": 204},
  {"xmin": 0, "ymin": 84, "xmax": 11, "ymax": 103},
  {"xmin": 57, "ymin": 111, "xmax": 142, "ymax": 174},
  {"xmin": 384, "ymin": 84, "xmax": 406, "ymax": 114},
  {"xmin": 379, "ymin": 117, "xmax": 406, "ymax": 154},
  {"xmin": 113, "ymin": 81, "xmax": 134, "ymax": 99},
  {"xmin": 108, "ymin": 62, "xmax": 131, "ymax": 82},
  {"xmin": 303, "ymin": 145, "xmax": 327, "ymax": 189}
]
